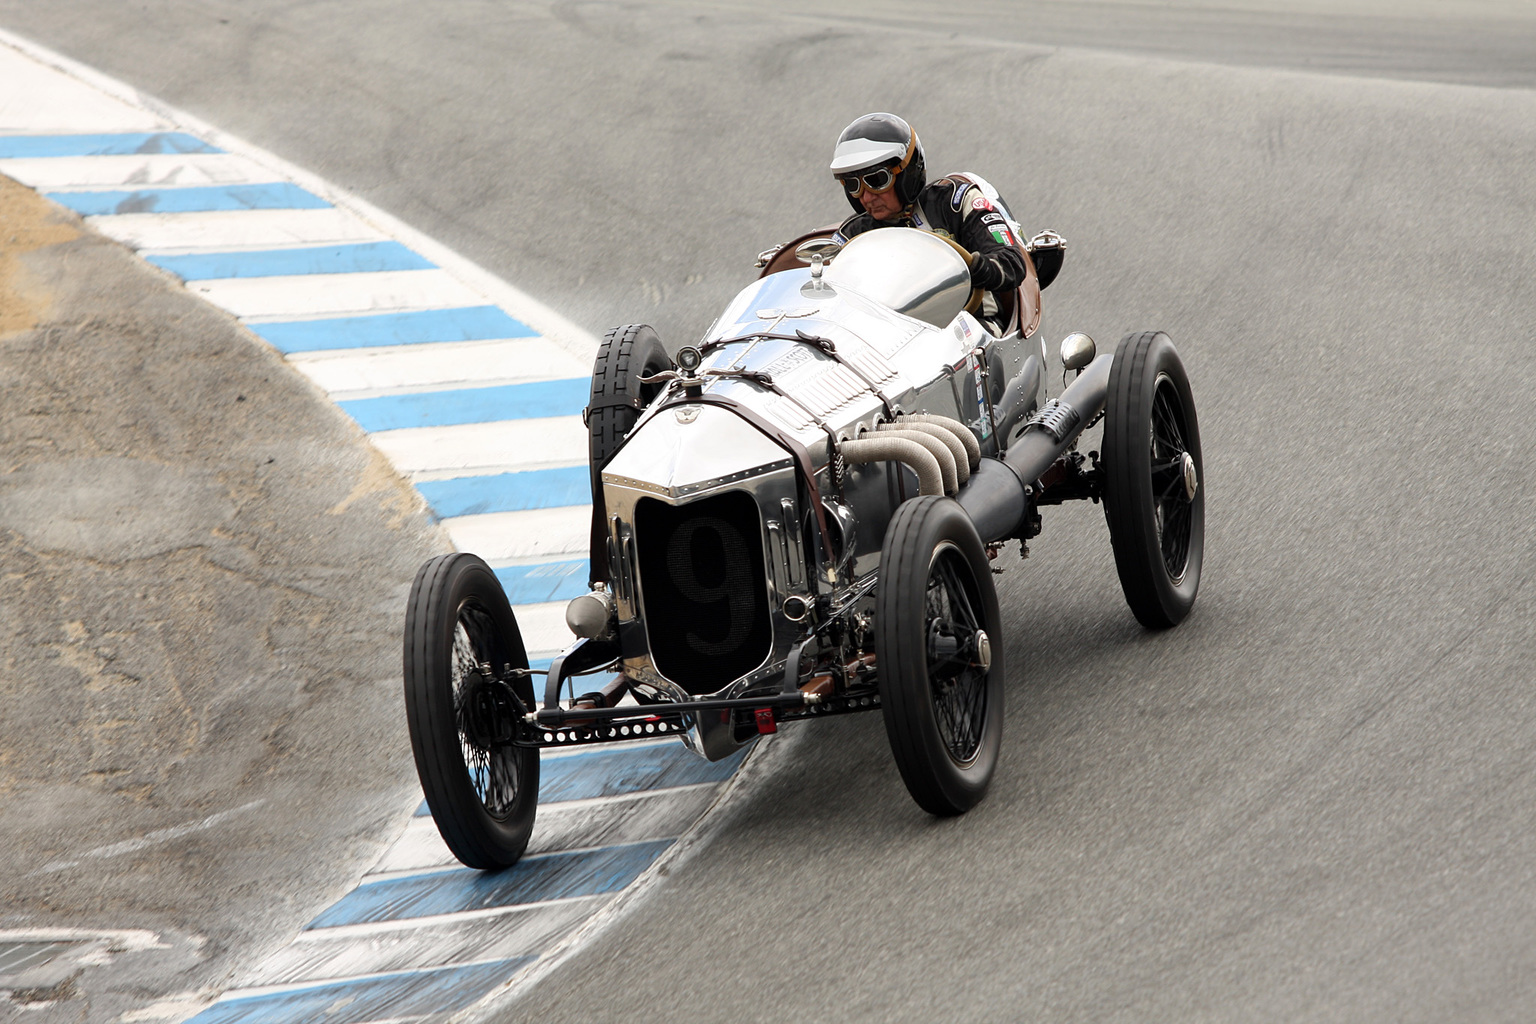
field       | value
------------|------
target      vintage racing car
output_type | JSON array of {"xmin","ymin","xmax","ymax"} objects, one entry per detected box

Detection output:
[{"xmin": 402, "ymin": 179, "xmax": 1204, "ymax": 869}]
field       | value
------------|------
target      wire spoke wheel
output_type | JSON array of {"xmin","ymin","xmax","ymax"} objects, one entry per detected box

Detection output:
[
  {"xmin": 876, "ymin": 496, "xmax": 1004, "ymax": 816},
  {"xmin": 925, "ymin": 548, "xmax": 989, "ymax": 764},
  {"xmin": 404, "ymin": 553, "xmax": 539, "ymax": 869},
  {"xmin": 450, "ymin": 606, "xmax": 523, "ymax": 819},
  {"xmin": 1103, "ymin": 331, "xmax": 1205, "ymax": 628},
  {"xmin": 1150, "ymin": 374, "xmax": 1195, "ymax": 581}
]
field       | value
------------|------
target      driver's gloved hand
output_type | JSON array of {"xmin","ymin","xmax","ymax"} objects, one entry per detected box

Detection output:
[{"xmin": 969, "ymin": 254, "xmax": 1005, "ymax": 291}]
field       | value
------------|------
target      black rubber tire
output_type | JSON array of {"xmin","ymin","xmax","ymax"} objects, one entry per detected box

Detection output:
[
  {"xmin": 587, "ymin": 324, "xmax": 670, "ymax": 585},
  {"xmin": 875, "ymin": 496, "xmax": 1005, "ymax": 816},
  {"xmin": 403, "ymin": 552, "xmax": 538, "ymax": 869},
  {"xmin": 1102, "ymin": 331, "xmax": 1205, "ymax": 629}
]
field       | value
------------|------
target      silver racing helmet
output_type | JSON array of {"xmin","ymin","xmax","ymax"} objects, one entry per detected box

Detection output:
[{"xmin": 830, "ymin": 112, "xmax": 926, "ymax": 213}]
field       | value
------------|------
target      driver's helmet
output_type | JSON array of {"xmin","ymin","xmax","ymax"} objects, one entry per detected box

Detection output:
[{"xmin": 830, "ymin": 112, "xmax": 926, "ymax": 213}]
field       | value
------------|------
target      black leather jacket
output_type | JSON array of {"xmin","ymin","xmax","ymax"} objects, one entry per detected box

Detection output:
[{"xmin": 832, "ymin": 176, "xmax": 1028, "ymax": 293}]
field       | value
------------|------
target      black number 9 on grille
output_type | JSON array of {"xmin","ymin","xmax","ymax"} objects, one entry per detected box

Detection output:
[{"xmin": 635, "ymin": 492, "xmax": 773, "ymax": 693}]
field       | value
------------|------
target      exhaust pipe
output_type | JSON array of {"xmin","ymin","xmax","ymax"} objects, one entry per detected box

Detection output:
[{"xmin": 955, "ymin": 353, "xmax": 1113, "ymax": 543}]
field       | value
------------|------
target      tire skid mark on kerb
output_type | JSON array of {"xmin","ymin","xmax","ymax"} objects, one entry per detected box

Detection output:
[{"xmin": 0, "ymin": 29, "xmax": 766, "ymax": 1023}]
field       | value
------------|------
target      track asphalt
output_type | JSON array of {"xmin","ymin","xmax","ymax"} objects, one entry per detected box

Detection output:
[{"xmin": 3, "ymin": 2, "xmax": 1536, "ymax": 1022}]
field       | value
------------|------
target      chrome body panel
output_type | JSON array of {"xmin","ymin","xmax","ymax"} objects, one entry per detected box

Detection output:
[
  {"xmin": 595, "ymin": 228, "xmax": 1043, "ymax": 760},
  {"xmin": 821, "ymin": 228, "xmax": 972, "ymax": 328},
  {"xmin": 602, "ymin": 403, "xmax": 793, "ymax": 500}
]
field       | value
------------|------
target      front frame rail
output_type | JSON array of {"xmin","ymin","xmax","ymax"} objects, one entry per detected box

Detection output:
[{"xmin": 521, "ymin": 686, "xmax": 885, "ymax": 750}]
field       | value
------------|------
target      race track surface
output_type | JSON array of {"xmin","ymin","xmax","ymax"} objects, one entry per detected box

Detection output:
[{"xmin": 2, "ymin": 2, "xmax": 1535, "ymax": 1021}]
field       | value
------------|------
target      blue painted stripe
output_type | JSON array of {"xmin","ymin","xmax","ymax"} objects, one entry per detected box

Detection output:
[
  {"xmin": 412, "ymin": 741, "xmax": 748, "ymax": 818},
  {"xmin": 307, "ymin": 841, "xmax": 671, "ymax": 927},
  {"xmin": 0, "ymin": 131, "xmax": 221, "ymax": 158},
  {"xmin": 145, "ymin": 241, "xmax": 435, "ymax": 281},
  {"xmin": 495, "ymin": 560, "xmax": 589, "ymax": 605},
  {"xmin": 183, "ymin": 958, "xmax": 532, "ymax": 1024},
  {"xmin": 417, "ymin": 466, "xmax": 591, "ymax": 518},
  {"xmin": 47, "ymin": 182, "xmax": 330, "ymax": 216},
  {"xmin": 337, "ymin": 378, "xmax": 588, "ymax": 431},
  {"xmin": 252, "ymin": 306, "xmax": 535, "ymax": 354}
]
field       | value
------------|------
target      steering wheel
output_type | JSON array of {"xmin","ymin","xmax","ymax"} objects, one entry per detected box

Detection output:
[{"xmin": 936, "ymin": 235, "xmax": 986, "ymax": 315}]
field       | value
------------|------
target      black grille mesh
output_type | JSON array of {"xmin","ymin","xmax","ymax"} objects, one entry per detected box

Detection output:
[{"xmin": 635, "ymin": 491, "xmax": 772, "ymax": 694}]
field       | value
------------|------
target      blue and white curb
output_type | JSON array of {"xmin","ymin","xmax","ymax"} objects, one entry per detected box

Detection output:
[{"xmin": 0, "ymin": 31, "xmax": 778, "ymax": 1023}]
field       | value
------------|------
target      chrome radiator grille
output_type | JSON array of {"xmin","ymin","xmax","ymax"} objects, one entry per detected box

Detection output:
[{"xmin": 634, "ymin": 491, "xmax": 772, "ymax": 694}]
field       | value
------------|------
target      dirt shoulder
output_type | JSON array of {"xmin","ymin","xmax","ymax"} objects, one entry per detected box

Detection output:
[{"xmin": 0, "ymin": 174, "xmax": 446, "ymax": 1020}]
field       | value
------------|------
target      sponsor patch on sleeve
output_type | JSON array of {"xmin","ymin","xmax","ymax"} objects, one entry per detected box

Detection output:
[
  {"xmin": 970, "ymin": 194, "xmax": 994, "ymax": 212},
  {"xmin": 989, "ymin": 224, "xmax": 1017, "ymax": 246}
]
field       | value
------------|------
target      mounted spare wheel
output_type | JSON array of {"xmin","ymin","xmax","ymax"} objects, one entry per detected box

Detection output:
[
  {"xmin": 586, "ymin": 324, "xmax": 670, "ymax": 586},
  {"xmin": 1101, "ymin": 331, "xmax": 1205, "ymax": 628}
]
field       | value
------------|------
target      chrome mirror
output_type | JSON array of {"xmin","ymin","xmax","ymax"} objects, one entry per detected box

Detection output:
[
  {"xmin": 794, "ymin": 238, "xmax": 842, "ymax": 264},
  {"xmin": 1059, "ymin": 332, "xmax": 1096, "ymax": 372}
]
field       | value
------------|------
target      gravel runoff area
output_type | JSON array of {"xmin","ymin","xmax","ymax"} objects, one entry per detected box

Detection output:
[{"xmin": 0, "ymin": 172, "xmax": 446, "ymax": 1020}]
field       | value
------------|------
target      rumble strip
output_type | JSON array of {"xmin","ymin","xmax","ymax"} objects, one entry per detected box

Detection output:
[{"xmin": 0, "ymin": 31, "xmax": 764, "ymax": 1024}]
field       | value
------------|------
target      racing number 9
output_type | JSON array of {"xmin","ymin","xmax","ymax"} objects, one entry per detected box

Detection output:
[{"xmin": 666, "ymin": 515, "xmax": 754, "ymax": 656}]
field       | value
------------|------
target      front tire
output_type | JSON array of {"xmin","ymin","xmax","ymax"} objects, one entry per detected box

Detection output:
[
  {"xmin": 1102, "ymin": 331, "xmax": 1205, "ymax": 628},
  {"xmin": 403, "ymin": 553, "xmax": 538, "ymax": 869},
  {"xmin": 875, "ymin": 496, "xmax": 1005, "ymax": 816}
]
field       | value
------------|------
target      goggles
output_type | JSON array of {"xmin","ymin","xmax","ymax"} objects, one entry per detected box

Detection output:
[{"xmin": 838, "ymin": 164, "xmax": 898, "ymax": 196}]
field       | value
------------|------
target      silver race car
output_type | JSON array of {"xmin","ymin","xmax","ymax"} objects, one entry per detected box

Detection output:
[{"xmin": 403, "ymin": 186, "xmax": 1203, "ymax": 869}]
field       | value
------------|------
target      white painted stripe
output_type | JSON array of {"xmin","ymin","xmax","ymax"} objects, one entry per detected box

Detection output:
[
  {"xmin": 239, "ymin": 900, "xmax": 600, "ymax": 990},
  {"xmin": 357, "ymin": 861, "xmax": 469, "ymax": 885},
  {"xmin": 286, "ymin": 894, "xmax": 605, "ymax": 942},
  {"xmin": 485, "ymin": 548, "xmax": 591, "ymax": 570},
  {"xmin": 188, "ymin": 269, "xmax": 483, "ymax": 320},
  {"xmin": 88, "ymin": 208, "xmax": 385, "ymax": 252},
  {"xmin": 220, "ymin": 954, "xmax": 520, "ymax": 1001},
  {"xmin": 286, "ymin": 337, "xmax": 588, "ymax": 398},
  {"xmin": 29, "ymin": 801, "xmax": 266, "ymax": 875},
  {"xmin": 509, "ymin": 600, "xmax": 577, "ymax": 656},
  {"xmin": 368, "ymin": 820, "xmax": 473, "ymax": 878},
  {"xmin": 0, "ymin": 151, "xmax": 274, "ymax": 189},
  {"xmin": 374, "ymin": 785, "xmax": 721, "ymax": 876},
  {"xmin": 359, "ymin": 838, "xmax": 666, "ymax": 886},
  {"xmin": 440, "ymin": 506, "xmax": 589, "ymax": 563},
  {"xmin": 368, "ymin": 416, "xmax": 588, "ymax": 479},
  {"xmin": 0, "ymin": 44, "xmax": 164, "ymax": 132},
  {"xmin": 0, "ymin": 928, "xmax": 166, "ymax": 952}
]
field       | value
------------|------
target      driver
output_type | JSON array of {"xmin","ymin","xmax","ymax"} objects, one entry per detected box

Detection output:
[{"xmin": 829, "ymin": 112, "xmax": 1027, "ymax": 322}]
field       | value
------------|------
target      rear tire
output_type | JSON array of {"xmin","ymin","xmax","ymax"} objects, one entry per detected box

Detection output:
[
  {"xmin": 1102, "ymin": 331, "xmax": 1205, "ymax": 628},
  {"xmin": 587, "ymin": 325, "xmax": 670, "ymax": 585},
  {"xmin": 875, "ymin": 496, "xmax": 1005, "ymax": 816},
  {"xmin": 403, "ymin": 553, "xmax": 538, "ymax": 869}
]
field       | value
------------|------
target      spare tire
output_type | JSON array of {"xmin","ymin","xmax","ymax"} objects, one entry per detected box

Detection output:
[{"xmin": 586, "ymin": 324, "xmax": 670, "ymax": 586}]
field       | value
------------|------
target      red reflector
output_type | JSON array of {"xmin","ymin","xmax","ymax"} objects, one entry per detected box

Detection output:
[{"xmin": 754, "ymin": 708, "xmax": 778, "ymax": 734}]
